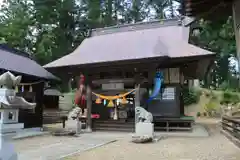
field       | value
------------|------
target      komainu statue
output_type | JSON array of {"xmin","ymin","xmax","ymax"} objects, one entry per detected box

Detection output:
[
  {"xmin": 68, "ymin": 107, "xmax": 82, "ymax": 120},
  {"xmin": 135, "ymin": 106, "xmax": 153, "ymax": 123}
]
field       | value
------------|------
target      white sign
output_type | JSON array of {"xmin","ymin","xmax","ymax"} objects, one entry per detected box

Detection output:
[
  {"xmin": 102, "ymin": 83, "xmax": 124, "ymax": 90},
  {"xmin": 162, "ymin": 87, "xmax": 175, "ymax": 100}
]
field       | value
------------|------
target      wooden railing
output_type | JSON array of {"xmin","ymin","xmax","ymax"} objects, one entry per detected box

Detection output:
[{"xmin": 222, "ymin": 116, "xmax": 240, "ymax": 142}]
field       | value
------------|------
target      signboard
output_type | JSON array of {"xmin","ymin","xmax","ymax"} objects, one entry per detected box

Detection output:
[
  {"xmin": 102, "ymin": 83, "xmax": 124, "ymax": 90},
  {"xmin": 161, "ymin": 87, "xmax": 175, "ymax": 100}
]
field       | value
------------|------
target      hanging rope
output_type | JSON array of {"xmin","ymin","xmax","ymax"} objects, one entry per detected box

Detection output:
[
  {"xmin": 19, "ymin": 80, "xmax": 44, "ymax": 86},
  {"xmin": 15, "ymin": 80, "xmax": 44, "ymax": 93},
  {"xmin": 92, "ymin": 89, "xmax": 136, "ymax": 101},
  {"xmin": 92, "ymin": 89, "xmax": 136, "ymax": 106}
]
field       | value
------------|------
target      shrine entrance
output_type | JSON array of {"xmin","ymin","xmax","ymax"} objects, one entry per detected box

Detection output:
[{"xmin": 44, "ymin": 19, "xmax": 215, "ymax": 132}]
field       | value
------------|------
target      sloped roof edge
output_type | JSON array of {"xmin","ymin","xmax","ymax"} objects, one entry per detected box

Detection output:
[
  {"xmin": 91, "ymin": 18, "xmax": 182, "ymax": 36},
  {"xmin": 0, "ymin": 45, "xmax": 59, "ymax": 81},
  {"xmin": 44, "ymin": 19, "xmax": 214, "ymax": 69}
]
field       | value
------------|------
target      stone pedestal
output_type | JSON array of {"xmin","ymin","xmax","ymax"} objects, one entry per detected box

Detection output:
[
  {"xmin": 132, "ymin": 122, "xmax": 154, "ymax": 143},
  {"xmin": 0, "ymin": 123, "xmax": 24, "ymax": 160},
  {"xmin": 0, "ymin": 71, "xmax": 36, "ymax": 160},
  {"xmin": 0, "ymin": 139, "xmax": 18, "ymax": 160},
  {"xmin": 76, "ymin": 119, "xmax": 82, "ymax": 135},
  {"xmin": 135, "ymin": 122, "xmax": 154, "ymax": 138}
]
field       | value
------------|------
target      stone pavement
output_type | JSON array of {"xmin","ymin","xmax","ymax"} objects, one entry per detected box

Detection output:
[
  {"xmin": 67, "ymin": 133, "xmax": 240, "ymax": 160},
  {"xmin": 14, "ymin": 133, "xmax": 119, "ymax": 160},
  {"xmin": 14, "ymin": 118, "xmax": 240, "ymax": 160},
  {"xmin": 14, "ymin": 124, "xmax": 211, "ymax": 160},
  {"xmin": 65, "ymin": 119, "xmax": 240, "ymax": 160}
]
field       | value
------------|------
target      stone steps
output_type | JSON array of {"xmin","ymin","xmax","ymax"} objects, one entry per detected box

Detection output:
[
  {"xmin": 93, "ymin": 119, "xmax": 193, "ymax": 132},
  {"xmin": 93, "ymin": 119, "xmax": 134, "ymax": 132}
]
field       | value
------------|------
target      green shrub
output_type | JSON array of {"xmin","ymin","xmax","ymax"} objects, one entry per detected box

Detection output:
[
  {"xmin": 205, "ymin": 100, "xmax": 218, "ymax": 113},
  {"xmin": 182, "ymin": 87, "xmax": 201, "ymax": 106},
  {"xmin": 204, "ymin": 90, "xmax": 217, "ymax": 100},
  {"xmin": 220, "ymin": 91, "xmax": 240, "ymax": 105},
  {"xmin": 203, "ymin": 112, "xmax": 207, "ymax": 116},
  {"xmin": 196, "ymin": 112, "xmax": 201, "ymax": 117},
  {"xmin": 219, "ymin": 81, "xmax": 229, "ymax": 91}
]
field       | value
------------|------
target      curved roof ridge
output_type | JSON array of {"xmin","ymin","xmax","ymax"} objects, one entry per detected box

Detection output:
[{"xmin": 91, "ymin": 18, "xmax": 182, "ymax": 37}]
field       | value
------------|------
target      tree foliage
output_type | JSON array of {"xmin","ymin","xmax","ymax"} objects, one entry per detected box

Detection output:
[
  {"xmin": 0, "ymin": 0, "xmax": 237, "ymax": 92},
  {"xmin": 0, "ymin": 0, "xmax": 179, "ymax": 65},
  {"xmin": 190, "ymin": 16, "xmax": 238, "ymax": 90}
]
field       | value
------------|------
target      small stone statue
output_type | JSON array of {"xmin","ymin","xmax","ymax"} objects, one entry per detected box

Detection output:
[
  {"xmin": 132, "ymin": 106, "xmax": 154, "ymax": 143},
  {"xmin": 69, "ymin": 107, "xmax": 82, "ymax": 120},
  {"xmin": 68, "ymin": 107, "xmax": 82, "ymax": 135},
  {"xmin": 135, "ymin": 106, "xmax": 153, "ymax": 123}
]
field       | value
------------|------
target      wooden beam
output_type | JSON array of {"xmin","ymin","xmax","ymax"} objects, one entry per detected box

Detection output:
[
  {"xmin": 85, "ymin": 73, "xmax": 92, "ymax": 132},
  {"xmin": 92, "ymin": 78, "xmax": 135, "ymax": 85}
]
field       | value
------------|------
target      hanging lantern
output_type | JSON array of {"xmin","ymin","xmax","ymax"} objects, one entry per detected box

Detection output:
[
  {"xmin": 121, "ymin": 97, "xmax": 127, "ymax": 104},
  {"xmin": 29, "ymin": 85, "xmax": 33, "ymax": 92},
  {"xmin": 15, "ymin": 86, "xmax": 18, "ymax": 92},
  {"xmin": 103, "ymin": 99, "xmax": 107, "ymax": 106},
  {"xmin": 95, "ymin": 97, "xmax": 102, "ymax": 104},
  {"xmin": 116, "ymin": 98, "xmax": 120, "ymax": 106},
  {"xmin": 107, "ymin": 100, "xmax": 114, "ymax": 107},
  {"xmin": 113, "ymin": 106, "xmax": 118, "ymax": 120}
]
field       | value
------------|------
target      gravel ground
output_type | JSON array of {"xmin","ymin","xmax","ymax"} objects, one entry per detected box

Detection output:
[{"xmin": 65, "ymin": 118, "xmax": 240, "ymax": 160}]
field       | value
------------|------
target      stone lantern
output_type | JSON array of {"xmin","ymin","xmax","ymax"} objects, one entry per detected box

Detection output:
[{"xmin": 0, "ymin": 71, "xmax": 36, "ymax": 160}]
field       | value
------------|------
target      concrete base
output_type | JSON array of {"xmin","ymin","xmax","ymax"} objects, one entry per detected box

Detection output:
[
  {"xmin": 85, "ymin": 127, "xmax": 92, "ymax": 133},
  {"xmin": 76, "ymin": 120, "xmax": 82, "ymax": 135},
  {"xmin": 135, "ymin": 122, "xmax": 154, "ymax": 138},
  {"xmin": 13, "ymin": 129, "xmax": 48, "ymax": 140}
]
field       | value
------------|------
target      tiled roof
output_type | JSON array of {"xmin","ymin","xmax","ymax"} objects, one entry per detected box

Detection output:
[
  {"xmin": 44, "ymin": 19, "xmax": 214, "ymax": 68},
  {"xmin": 0, "ymin": 44, "xmax": 58, "ymax": 80}
]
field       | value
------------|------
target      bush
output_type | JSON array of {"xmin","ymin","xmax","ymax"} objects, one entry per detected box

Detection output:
[
  {"xmin": 220, "ymin": 91, "xmax": 240, "ymax": 105},
  {"xmin": 219, "ymin": 81, "xmax": 229, "ymax": 91},
  {"xmin": 205, "ymin": 100, "xmax": 218, "ymax": 114},
  {"xmin": 196, "ymin": 112, "xmax": 201, "ymax": 117},
  {"xmin": 204, "ymin": 90, "xmax": 217, "ymax": 100},
  {"xmin": 203, "ymin": 112, "xmax": 207, "ymax": 116},
  {"xmin": 182, "ymin": 87, "xmax": 201, "ymax": 106}
]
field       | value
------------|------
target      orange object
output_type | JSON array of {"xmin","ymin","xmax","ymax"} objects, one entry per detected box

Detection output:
[{"xmin": 95, "ymin": 97, "xmax": 102, "ymax": 104}]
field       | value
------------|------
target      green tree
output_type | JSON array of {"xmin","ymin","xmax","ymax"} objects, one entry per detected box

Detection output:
[
  {"xmin": 0, "ymin": 0, "xmax": 35, "ymax": 54},
  {"xmin": 190, "ymin": 17, "xmax": 237, "ymax": 89},
  {"xmin": 0, "ymin": 0, "xmax": 178, "ymax": 66}
]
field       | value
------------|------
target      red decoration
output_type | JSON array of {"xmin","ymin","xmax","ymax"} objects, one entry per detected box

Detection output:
[
  {"xmin": 91, "ymin": 114, "xmax": 100, "ymax": 119},
  {"xmin": 74, "ymin": 74, "xmax": 86, "ymax": 109}
]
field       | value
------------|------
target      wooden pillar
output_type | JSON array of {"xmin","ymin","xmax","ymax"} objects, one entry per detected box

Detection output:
[
  {"xmin": 134, "ymin": 84, "xmax": 140, "ymax": 107},
  {"xmin": 232, "ymin": 0, "xmax": 240, "ymax": 86},
  {"xmin": 134, "ymin": 84, "xmax": 140, "ymax": 124},
  {"xmin": 134, "ymin": 70, "xmax": 141, "ymax": 107},
  {"xmin": 67, "ymin": 78, "xmax": 72, "ymax": 92},
  {"xmin": 86, "ymin": 83, "xmax": 92, "ymax": 132}
]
